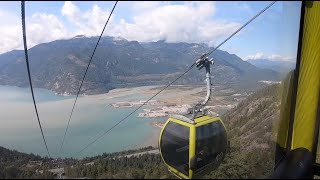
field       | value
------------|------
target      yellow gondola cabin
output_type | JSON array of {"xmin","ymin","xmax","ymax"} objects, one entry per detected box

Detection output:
[{"xmin": 158, "ymin": 56, "xmax": 228, "ymax": 179}]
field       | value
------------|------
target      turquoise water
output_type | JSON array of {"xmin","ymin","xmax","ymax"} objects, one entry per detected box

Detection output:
[
  {"xmin": 0, "ymin": 85, "xmax": 165, "ymax": 159},
  {"xmin": 0, "ymin": 85, "xmax": 75, "ymax": 102}
]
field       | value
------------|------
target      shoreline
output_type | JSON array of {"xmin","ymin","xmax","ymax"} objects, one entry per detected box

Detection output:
[
  {"xmin": 0, "ymin": 84, "xmax": 176, "ymax": 159},
  {"xmin": 0, "ymin": 84, "xmax": 238, "ymax": 159}
]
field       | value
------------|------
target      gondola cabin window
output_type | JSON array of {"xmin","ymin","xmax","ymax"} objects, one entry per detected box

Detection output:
[
  {"xmin": 194, "ymin": 121, "xmax": 227, "ymax": 173},
  {"xmin": 160, "ymin": 121, "xmax": 190, "ymax": 176}
]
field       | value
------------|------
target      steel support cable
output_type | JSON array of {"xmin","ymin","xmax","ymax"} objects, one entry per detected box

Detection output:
[
  {"xmin": 70, "ymin": 1, "xmax": 276, "ymax": 158},
  {"xmin": 58, "ymin": 1, "xmax": 118, "ymax": 157},
  {"xmin": 21, "ymin": 1, "xmax": 51, "ymax": 158}
]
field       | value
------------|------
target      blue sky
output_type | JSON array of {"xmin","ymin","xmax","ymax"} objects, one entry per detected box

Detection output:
[{"xmin": 0, "ymin": 1, "xmax": 301, "ymax": 61}]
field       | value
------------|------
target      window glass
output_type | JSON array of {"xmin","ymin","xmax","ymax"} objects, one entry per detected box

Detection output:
[
  {"xmin": 160, "ymin": 121, "xmax": 190, "ymax": 176},
  {"xmin": 194, "ymin": 121, "xmax": 227, "ymax": 173}
]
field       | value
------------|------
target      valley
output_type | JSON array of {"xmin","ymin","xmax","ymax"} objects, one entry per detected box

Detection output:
[
  {"xmin": 0, "ymin": 36, "xmax": 289, "ymax": 179},
  {"xmin": 0, "ymin": 83, "xmax": 283, "ymax": 179}
]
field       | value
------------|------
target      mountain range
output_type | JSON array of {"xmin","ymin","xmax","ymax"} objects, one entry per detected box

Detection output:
[
  {"xmin": 0, "ymin": 36, "xmax": 280, "ymax": 95},
  {"xmin": 247, "ymin": 58, "xmax": 295, "ymax": 73}
]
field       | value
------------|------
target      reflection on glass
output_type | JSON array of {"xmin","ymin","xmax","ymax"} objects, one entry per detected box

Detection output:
[{"xmin": 161, "ymin": 122, "xmax": 190, "ymax": 176}]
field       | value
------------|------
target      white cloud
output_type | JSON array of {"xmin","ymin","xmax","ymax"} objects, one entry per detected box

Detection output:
[
  {"xmin": 244, "ymin": 52, "xmax": 264, "ymax": 60},
  {"xmin": 0, "ymin": 8, "xmax": 68, "ymax": 54},
  {"xmin": 0, "ymin": 1, "xmax": 244, "ymax": 54},
  {"xmin": 268, "ymin": 54, "xmax": 295, "ymax": 61},
  {"xmin": 244, "ymin": 52, "xmax": 295, "ymax": 61},
  {"xmin": 61, "ymin": 1, "xmax": 79, "ymax": 21},
  {"xmin": 27, "ymin": 13, "xmax": 69, "ymax": 45},
  {"xmin": 111, "ymin": 2, "xmax": 241, "ymax": 44},
  {"xmin": 61, "ymin": 1, "xmax": 116, "ymax": 37},
  {"xmin": 60, "ymin": 1, "xmax": 241, "ymax": 44},
  {"xmin": 132, "ymin": 1, "xmax": 162, "ymax": 11},
  {"xmin": 0, "ymin": 9, "xmax": 22, "ymax": 53}
]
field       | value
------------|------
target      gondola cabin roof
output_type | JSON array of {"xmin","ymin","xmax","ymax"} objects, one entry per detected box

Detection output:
[
  {"xmin": 168, "ymin": 114, "xmax": 222, "ymax": 126},
  {"xmin": 194, "ymin": 115, "xmax": 221, "ymax": 124}
]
